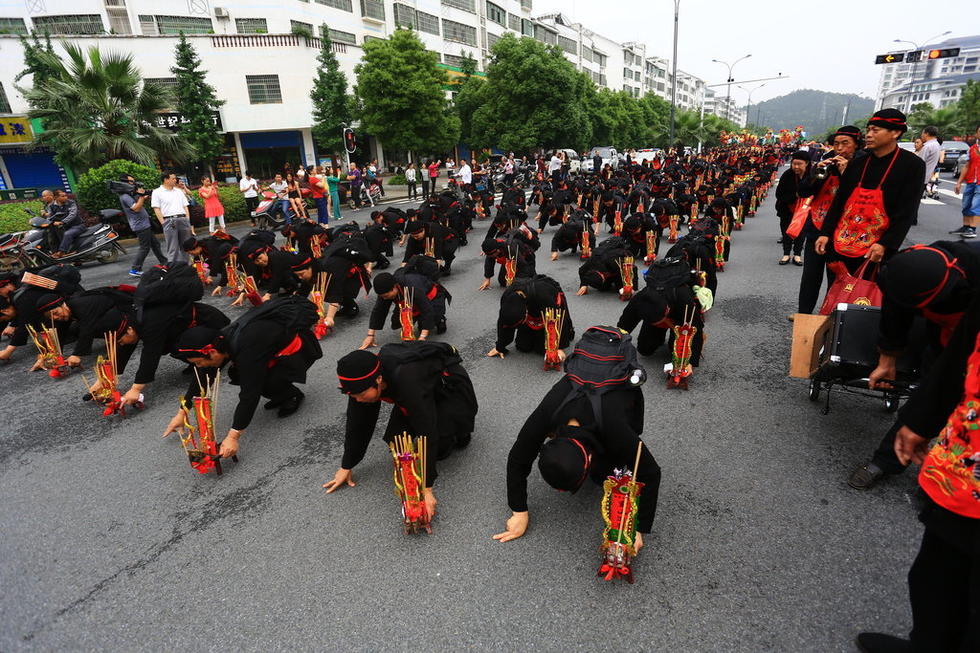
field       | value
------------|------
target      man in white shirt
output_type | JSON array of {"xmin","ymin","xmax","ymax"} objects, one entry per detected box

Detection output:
[
  {"xmin": 919, "ymin": 126, "xmax": 941, "ymax": 189},
  {"xmin": 548, "ymin": 152, "xmax": 562, "ymax": 184},
  {"xmin": 151, "ymin": 172, "xmax": 192, "ymax": 264},
  {"xmin": 239, "ymin": 171, "xmax": 259, "ymax": 226},
  {"xmin": 456, "ymin": 160, "xmax": 473, "ymax": 186}
]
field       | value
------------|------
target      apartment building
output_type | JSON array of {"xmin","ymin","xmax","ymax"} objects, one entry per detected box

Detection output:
[{"xmin": 874, "ymin": 34, "xmax": 980, "ymax": 112}]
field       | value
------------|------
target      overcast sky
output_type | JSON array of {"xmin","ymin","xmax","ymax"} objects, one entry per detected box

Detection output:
[{"xmin": 533, "ymin": 0, "xmax": 972, "ymax": 104}]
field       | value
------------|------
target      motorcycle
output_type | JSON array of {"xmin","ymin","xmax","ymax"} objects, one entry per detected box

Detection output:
[
  {"xmin": 253, "ymin": 191, "xmax": 290, "ymax": 231},
  {"xmin": 16, "ymin": 208, "xmax": 127, "ymax": 271},
  {"xmin": 349, "ymin": 183, "xmax": 382, "ymax": 209}
]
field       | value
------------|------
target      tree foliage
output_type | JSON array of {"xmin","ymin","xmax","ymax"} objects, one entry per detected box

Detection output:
[
  {"xmin": 354, "ymin": 28, "xmax": 459, "ymax": 154},
  {"xmin": 23, "ymin": 43, "xmax": 192, "ymax": 171},
  {"xmin": 15, "ymin": 32, "xmax": 57, "ymax": 86},
  {"xmin": 171, "ymin": 34, "xmax": 225, "ymax": 175},
  {"xmin": 311, "ymin": 26, "xmax": 353, "ymax": 153},
  {"xmin": 907, "ymin": 102, "xmax": 966, "ymax": 139},
  {"xmin": 75, "ymin": 159, "xmax": 160, "ymax": 213},
  {"xmin": 469, "ymin": 34, "xmax": 592, "ymax": 152}
]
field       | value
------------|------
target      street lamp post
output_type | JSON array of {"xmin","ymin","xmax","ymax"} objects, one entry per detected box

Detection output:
[
  {"xmin": 738, "ymin": 82, "xmax": 766, "ymax": 129},
  {"xmin": 712, "ymin": 54, "xmax": 752, "ymax": 123},
  {"xmin": 668, "ymin": 0, "xmax": 680, "ymax": 146},
  {"xmin": 893, "ymin": 31, "xmax": 951, "ymax": 113}
]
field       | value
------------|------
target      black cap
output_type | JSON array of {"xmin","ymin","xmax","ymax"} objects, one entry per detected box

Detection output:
[
  {"xmin": 831, "ymin": 125, "xmax": 862, "ymax": 144},
  {"xmin": 868, "ymin": 108, "xmax": 908, "ymax": 134},
  {"xmin": 182, "ymin": 237, "xmax": 200, "ymax": 251},
  {"xmin": 172, "ymin": 326, "xmax": 222, "ymax": 362},
  {"xmin": 791, "ymin": 150, "xmax": 811, "ymax": 163},
  {"xmin": 35, "ymin": 293, "xmax": 65, "ymax": 312},
  {"xmin": 372, "ymin": 272, "xmax": 396, "ymax": 295},
  {"xmin": 336, "ymin": 350, "xmax": 382, "ymax": 394},
  {"xmin": 537, "ymin": 434, "xmax": 593, "ymax": 492}
]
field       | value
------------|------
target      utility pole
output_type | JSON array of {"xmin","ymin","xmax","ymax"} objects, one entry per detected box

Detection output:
[
  {"xmin": 668, "ymin": 0, "xmax": 679, "ymax": 146},
  {"xmin": 894, "ymin": 31, "xmax": 951, "ymax": 113}
]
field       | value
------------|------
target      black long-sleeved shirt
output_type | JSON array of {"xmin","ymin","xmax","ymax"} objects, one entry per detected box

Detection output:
[
  {"xmin": 132, "ymin": 302, "xmax": 229, "ymax": 383},
  {"xmin": 820, "ymin": 147, "xmax": 925, "ymax": 252},
  {"xmin": 341, "ymin": 348, "xmax": 457, "ymax": 486},
  {"xmin": 878, "ymin": 241, "xmax": 980, "ymax": 354},
  {"xmin": 774, "ymin": 168, "xmax": 805, "ymax": 219},
  {"xmin": 505, "ymin": 379, "xmax": 659, "ymax": 532},
  {"xmin": 495, "ymin": 275, "xmax": 574, "ymax": 352},
  {"xmin": 551, "ymin": 220, "xmax": 591, "ymax": 252},
  {"xmin": 368, "ymin": 273, "xmax": 439, "ymax": 332},
  {"xmin": 63, "ymin": 292, "xmax": 133, "ymax": 356},
  {"xmin": 256, "ymin": 250, "xmax": 302, "ymax": 295}
]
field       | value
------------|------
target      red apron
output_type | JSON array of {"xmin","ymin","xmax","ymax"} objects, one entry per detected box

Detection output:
[
  {"xmin": 808, "ymin": 174, "xmax": 839, "ymax": 231},
  {"xmin": 833, "ymin": 149, "xmax": 899, "ymax": 258}
]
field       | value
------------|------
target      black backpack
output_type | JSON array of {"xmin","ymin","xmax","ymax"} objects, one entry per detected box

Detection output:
[
  {"xmin": 21, "ymin": 263, "xmax": 82, "ymax": 294},
  {"xmin": 402, "ymin": 254, "xmax": 442, "ymax": 281},
  {"xmin": 554, "ymin": 326, "xmax": 644, "ymax": 430},
  {"xmin": 667, "ymin": 234, "xmax": 713, "ymax": 270},
  {"xmin": 134, "ymin": 262, "xmax": 203, "ymax": 322},
  {"xmin": 222, "ymin": 295, "xmax": 319, "ymax": 354},
  {"xmin": 644, "ymin": 256, "xmax": 694, "ymax": 293},
  {"xmin": 323, "ymin": 230, "xmax": 372, "ymax": 264},
  {"xmin": 378, "ymin": 340, "xmax": 462, "ymax": 371}
]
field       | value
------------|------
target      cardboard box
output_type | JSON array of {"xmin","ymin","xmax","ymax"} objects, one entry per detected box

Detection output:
[{"xmin": 789, "ymin": 314, "xmax": 832, "ymax": 379}]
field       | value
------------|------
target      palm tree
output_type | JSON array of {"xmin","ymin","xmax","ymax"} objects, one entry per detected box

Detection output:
[
  {"xmin": 24, "ymin": 43, "xmax": 193, "ymax": 171},
  {"xmin": 907, "ymin": 102, "xmax": 964, "ymax": 139}
]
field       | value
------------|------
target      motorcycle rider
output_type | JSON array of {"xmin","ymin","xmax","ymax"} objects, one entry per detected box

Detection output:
[{"xmin": 50, "ymin": 190, "xmax": 83, "ymax": 257}]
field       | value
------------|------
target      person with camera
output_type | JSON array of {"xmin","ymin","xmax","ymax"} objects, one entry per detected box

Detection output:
[
  {"xmin": 118, "ymin": 175, "xmax": 166, "ymax": 277},
  {"xmin": 795, "ymin": 126, "xmax": 862, "ymax": 314}
]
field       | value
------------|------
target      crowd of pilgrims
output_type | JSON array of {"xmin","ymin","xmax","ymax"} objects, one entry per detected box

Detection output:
[{"xmin": 0, "ymin": 144, "xmax": 781, "ymax": 547}]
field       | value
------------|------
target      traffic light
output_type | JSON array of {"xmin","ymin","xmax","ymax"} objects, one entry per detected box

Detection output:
[
  {"xmin": 874, "ymin": 52, "xmax": 904, "ymax": 65},
  {"xmin": 927, "ymin": 47, "xmax": 960, "ymax": 60},
  {"xmin": 905, "ymin": 50, "xmax": 922, "ymax": 63},
  {"xmin": 343, "ymin": 128, "xmax": 356, "ymax": 153}
]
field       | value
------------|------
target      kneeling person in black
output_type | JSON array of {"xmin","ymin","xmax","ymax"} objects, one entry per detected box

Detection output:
[
  {"xmin": 361, "ymin": 271, "xmax": 449, "ymax": 349},
  {"xmin": 486, "ymin": 274, "xmax": 575, "ymax": 359},
  {"xmin": 324, "ymin": 343, "xmax": 479, "ymax": 518},
  {"xmin": 163, "ymin": 296, "xmax": 322, "ymax": 459}
]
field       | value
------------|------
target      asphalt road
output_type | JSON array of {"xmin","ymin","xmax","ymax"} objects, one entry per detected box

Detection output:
[{"xmin": 0, "ymin": 174, "xmax": 966, "ymax": 652}]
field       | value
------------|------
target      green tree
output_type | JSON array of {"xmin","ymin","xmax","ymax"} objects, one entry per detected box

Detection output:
[
  {"xmin": 23, "ymin": 43, "xmax": 192, "ymax": 171},
  {"xmin": 907, "ymin": 102, "xmax": 963, "ymax": 139},
  {"xmin": 453, "ymin": 51, "xmax": 487, "ymax": 147},
  {"xmin": 171, "ymin": 33, "xmax": 225, "ymax": 176},
  {"xmin": 15, "ymin": 32, "xmax": 57, "ymax": 87},
  {"xmin": 955, "ymin": 80, "xmax": 980, "ymax": 132},
  {"xmin": 354, "ymin": 28, "xmax": 459, "ymax": 155},
  {"xmin": 471, "ymin": 34, "xmax": 592, "ymax": 152},
  {"xmin": 310, "ymin": 25, "xmax": 353, "ymax": 153}
]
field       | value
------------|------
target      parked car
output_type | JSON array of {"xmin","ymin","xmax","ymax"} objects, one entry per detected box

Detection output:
[
  {"xmin": 544, "ymin": 148, "xmax": 581, "ymax": 173},
  {"xmin": 956, "ymin": 142, "xmax": 975, "ymax": 179},
  {"xmin": 939, "ymin": 140, "xmax": 971, "ymax": 174},
  {"xmin": 633, "ymin": 148, "xmax": 663, "ymax": 165},
  {"xmin": 581, "ymin": 146, "xmax": 620, "ymax": 173}
]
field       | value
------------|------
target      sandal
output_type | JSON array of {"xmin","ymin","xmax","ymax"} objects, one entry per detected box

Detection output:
[
  {"xmin": 778, "ymin": 255, "xmax": 790, "ymax": 265},
  {"xmin": 792, "ymin": 256, "xmax": 803, "ymax": 266}
]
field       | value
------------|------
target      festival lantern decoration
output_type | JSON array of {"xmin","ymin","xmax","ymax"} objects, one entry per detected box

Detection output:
[
  {"xmin": 225, "ymin": 252, "xmax": 242, "ymax": 297},
  {"xmin": 310, "ymin": 272, "xmax": 332, "ymax": 339},
  {"xmin": 27, "ymin": 324, "xmax": 69, "ymax": 378},
  {"xmin": 177, "ymin": 370, "xmax": 237, "ymax": 475},
  {"xmin": 644, "ymin": 231, "xmax": 657, "ymax": 265},
  {"xmin": 84, "ymin": 331, "xmax": 141, "ymax": 416},
  {"xmin": 598, "ymin": 443, "xmax": 644, "ymax": 583},
  {"xmin": 542, "ymin": 308, "xmax": 564, "ymax": 371},
  {"xmin": 193, "ymin": 257, "xmax": 209, "ymax": 285},
  {"xmin": 389, "ymin": 432, "xmax": 430, "ymax": 534},
  {"xmin": 399, "ymin": 287, "xmax": 416, "ymax": 341},
  {"xmin": 504, "ymin": 248, "xmax": 518, "ymax": 287},
  {"xmin": 580, "ymin": 223, "xmax": 592, "ymax": 259},
  {"xmin": 242, "ymin": 274, "xmax": 263, "ymax": 306},
  {"xmin": 617, "ymin": 256, "xmax": 635, "ymax": 301},
  {"xmin": 667, "ymin": 306, "xmax": 697, "ymax": 390}
]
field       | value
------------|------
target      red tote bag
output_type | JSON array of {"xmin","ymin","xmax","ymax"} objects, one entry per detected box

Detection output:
[
  {"xmin": 818, "ymin": 260, "xmax": 883, "ymax": 315},
  {"xmin": 785, "ymin": 198, "xmax": 811, "ymax": 239}
]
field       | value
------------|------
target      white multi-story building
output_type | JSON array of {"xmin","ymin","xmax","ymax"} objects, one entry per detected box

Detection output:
[
  {"xmin": 874, "ymin": 34, "xmax": 980, "ymax": 112},
  {"xmin": 703, "ymin": 88, "xmax": 746, "ymax": 127},
  {"xmin": 0, "ymin": 0, "xmax": 712, "ymax": 190}
]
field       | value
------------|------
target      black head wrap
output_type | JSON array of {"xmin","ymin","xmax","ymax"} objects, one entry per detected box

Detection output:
[
  {"xmin": 537, "ymin": 428, "xmax": 595, "ymax": 492},
  {"xmin": 372, "ymin": 272, "xmax": 396, "ymax": 295},
  {"xmin": 336, "ymin": 350, "xmax": 382, "ymax": 394},
  {"xmin": 172, "ymin": 326, "xmax": 222, "ymax": 362},
  {"xmin": 879, "ymin": 244, "xmax": 965, "ymax": 309},
  {"xmin": 868, "ymin": 108, "xmax": 908, "ymax": 134}
]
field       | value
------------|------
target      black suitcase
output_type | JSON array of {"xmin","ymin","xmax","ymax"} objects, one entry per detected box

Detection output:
[{"xmin": 825, "ymin": 303, "xmax": 881, "ymax": 370}]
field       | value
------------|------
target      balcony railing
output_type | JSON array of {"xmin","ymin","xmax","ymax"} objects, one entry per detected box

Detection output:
[{"xmin": 211, "ymin": 34, "xmax": 300, "ymax": 48}]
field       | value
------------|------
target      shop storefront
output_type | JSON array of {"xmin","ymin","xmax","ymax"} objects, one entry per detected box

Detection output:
[
  {"xmin": 238, "ymin": 131, "xmax": 305, "ymax": 180},
  {"xmin": 0, "ymin": 116, "xmax": 72, "ymax": 195}
]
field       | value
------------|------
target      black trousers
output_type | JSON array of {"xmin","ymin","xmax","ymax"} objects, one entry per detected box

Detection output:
[
  {"xmin": 407, "ymin": 181, "xmax": 417, "ymax": 199},
  {"xmin": 907, "ymin": 501, "xmax": 980, "ymax": 652},
  {"xmin": 797, "ymin": 231, "xmax": 831, "ymax": 313},
  {"xmin": 778, "ymin": 214, "xmax": 803, "ymax": 255},
  {"xmin": 132, "ymin": 227, "xmax": 166, "ymax": 270},
  {"xmin": 245, "ymin": 196, "xmax": 259, "ymax": 223}
]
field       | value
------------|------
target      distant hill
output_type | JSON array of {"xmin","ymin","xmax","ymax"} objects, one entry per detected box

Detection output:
[{"xmin": 748, "ymin": 89, "xmax": 875, "ymax": 135}]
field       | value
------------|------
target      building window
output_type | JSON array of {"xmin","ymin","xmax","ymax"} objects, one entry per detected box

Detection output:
[
  {"xmin": 557, "ymin": 35, "xmax": 577, "ymax": 55},
  {"xmin": 487, "ymin": 32, "xmax": 500, "ymax": 49},
  {"xmin": 534, "ymin": 25, "xmax": 556, "ymax": 45},
  {"xmin": 360, "ymin": 0, "xmax": 385, "ymax": 20},
  {"xmin": 246, "ymin": 75, "xmax": 282, "ymax": 104},
  {"xmin": 328, "ymin": 28, "xmax": 357, "ymax": 45},
  {"xmin": 235, "ymin": 18, "xmax": 267, "ymax": 33},
  {"xmin": 139, "ymin": 15, "xmax": 212, "ymax": 35},
  {"xmin": 594, "ymin": 52, "xmax": 607, "ymax": 67},
  {"xmin": 507, "ymin": 13, "xmax": 521, "ymax": 32},
  {"xmin": 144, "ymin": 77, "xmax": 179, "ymax": 91},
  {"xmin": 314, "ymin": 0, "xmax": 353, "ymax": 10},
  {"xmin": 486, "ymin": 2, "xmax": 506, "ymax": 26},
  {"xmin": 394, "ymin": 4, "xmax": 439, "ymax": 35},
  {"xmin": 442, "ymin": 0, "xmax": 476, "ymax": 12},
  {"xmin": 363, "ymin": 35, "xmax": 383, "ymax": 43},
  {"xmin": 290, "ymin": 20, "xmax": 313, "ymax": 34},
  {"xmin": 0, "ymin": 17, "xmax": 28, "ymax": 34},
  {"xmin": 442, "ymin": 19, "xmax": 476, "ymax": 46},
  {"xmin": 0, "ymin": 83, "xmax": 11, "ymax": 114},
  {"xmin": 521, "ymin": 0, "xmax": 532, "ymax": 9},
  {"xmin": 444, "ymin": 53, "xmax": 469, "ymax": 68},
  {"xmin": 521, "ymin": 19, "xmax": 533, "ymax": 36},
  {"xmin": 32, "ymin": 14, "xmax": 104, "ymax": 34}
]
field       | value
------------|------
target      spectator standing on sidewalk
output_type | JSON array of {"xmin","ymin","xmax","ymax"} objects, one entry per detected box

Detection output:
[
  {"xmin": 918, "ymin": 126, "xmax": 941, "ymax": 204},
  {"xmin": 952, "ymin": 124, "xmax": 980, "ymax": 239},
  {"xmin": 427, "ymin": 159, "xmax": 442, "ymax": 198},
  {"xmin": 308, "ymin": 166, "xmax": 329, "ymax": 224},
  {"xmin": 405, "ymin": 163, "xmax": 418, "ymax": 200},
  {"xmin": 239, "ymin": 171, "xmax": 259, "ymax": 226},
  {"xmin": 151, "ymin": 172, "xmax": 193, "ymax": 264},
  {"xmin": 120, "ymin": 174, "xmax": 166, "ymax": 276},
  {"xmin": 198, "ymin": 176, "xmax": 226, "ymax": 234},
  {"xmin": 446, "ymin": 157, "xmax": 456, "ymax": 179},
  {"xmin": 347, "ymin": 163, "xmax": 364, "ymax": 210},
  {"xmin": 326, "ymin": 166, "xmax": 343, "ymax": 221}
]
